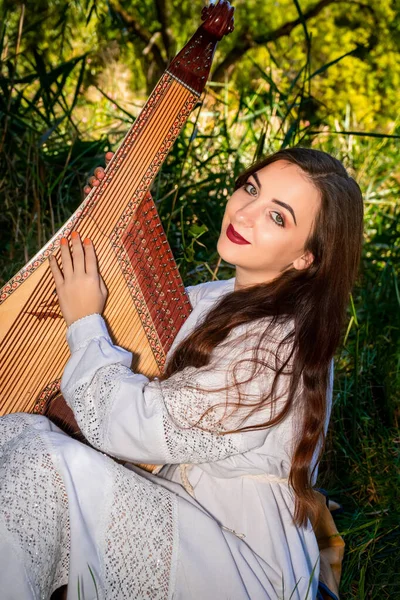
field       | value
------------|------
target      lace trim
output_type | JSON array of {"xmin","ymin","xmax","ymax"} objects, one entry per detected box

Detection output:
[
  {"xmin": 67, "ymin": 312, "xmax": 102, "ymax": 332},
  {"xmin": 66, "ymin": 313, "xmax": 110, "ymax": 353},
  {"xmin": 0, "ymin": 414, "xmax": 70, "ymax": 597},
  {"xmin": 101, "ymin": 460, "xmax": 178, "ymax": 599},
  {"xmin": 65, "ymin": 363, "xmax": 128, "ymax": 451},
  {"xmin": 158, "ymin": 371, "xmax": 244, "ymax": 464}
]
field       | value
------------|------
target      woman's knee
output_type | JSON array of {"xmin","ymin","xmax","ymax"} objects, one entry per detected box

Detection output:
[{"xmin": 0, "ymin": 412, "xmax": 54, "ymax": 444}]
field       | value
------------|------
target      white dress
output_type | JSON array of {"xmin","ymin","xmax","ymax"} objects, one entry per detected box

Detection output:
[{"xmin": 0, "ymin": 277, "xmax": 334, "ymax": 600}]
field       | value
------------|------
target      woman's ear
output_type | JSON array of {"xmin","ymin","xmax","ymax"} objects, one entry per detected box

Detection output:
[{"xmin": 293, "ymin": 251, "xmax": 314, "ymax": 271}]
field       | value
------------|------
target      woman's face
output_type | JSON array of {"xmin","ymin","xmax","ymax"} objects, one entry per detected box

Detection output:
[{"xmin": 217, "ymin": 160, "xmax": 321, "ymax": 288}]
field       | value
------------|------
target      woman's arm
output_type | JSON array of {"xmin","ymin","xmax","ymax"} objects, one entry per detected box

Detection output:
[{"xmin": 60, "ymin": 314, "xmax": 286, "ymax": 464}]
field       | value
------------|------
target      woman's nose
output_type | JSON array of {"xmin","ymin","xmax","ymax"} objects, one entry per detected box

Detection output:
[{"xmin": 235, "ymin": 203, "xmax": 259, "ymax": 227}]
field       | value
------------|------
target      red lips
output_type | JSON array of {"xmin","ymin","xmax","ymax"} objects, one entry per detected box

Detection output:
[{"xmin": 226, "ymin": 224, "xmax": 251, "ymax": 245}]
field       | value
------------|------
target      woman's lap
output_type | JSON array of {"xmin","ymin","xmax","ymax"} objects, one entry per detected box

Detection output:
[
  {"xmin": 0, "ymin": 414, "xmax": 70, "ymax": 598},
  {"xmin": 0, "ymin": 413, "xmax": 313, "ymax": 599},
  {"xmin": 1, "ymin": 413, "xmax": 179, "ymax": 599}
]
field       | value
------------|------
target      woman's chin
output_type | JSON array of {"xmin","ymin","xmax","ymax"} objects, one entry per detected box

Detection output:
[
  {"xmin": 217, "ymin": 250, "xmax": 235, "ymax": 267},
  {"xmin": 217, "ymin": 238, "xmax": 244, "ymax": 265}
]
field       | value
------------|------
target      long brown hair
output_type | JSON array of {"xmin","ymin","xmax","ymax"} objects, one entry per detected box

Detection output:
[{"xmin": 162, "ymin": 147, "xmax": 364, "ymax": 527}]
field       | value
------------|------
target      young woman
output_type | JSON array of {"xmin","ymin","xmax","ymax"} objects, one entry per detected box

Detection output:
[{"xmin": 0, "ymin": 147, "xmax": 364, "ymax": 600}]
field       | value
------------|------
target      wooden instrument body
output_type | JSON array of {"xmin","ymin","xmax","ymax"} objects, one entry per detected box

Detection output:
[
  {"xmin": 0, "ymin": 75, "xmax": 196, "ymax": 418},
  {"xmin": 0, "ymin": 2, "xmax": 235, "ymax": 433}
]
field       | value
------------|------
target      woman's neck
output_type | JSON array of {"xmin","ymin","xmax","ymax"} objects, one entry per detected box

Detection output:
[{"xmin": 233, "ymin": 267, "xmax": 278, "ymax": 291}]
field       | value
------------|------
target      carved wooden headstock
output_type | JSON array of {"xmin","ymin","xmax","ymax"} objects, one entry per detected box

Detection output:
[
  {"xmin": 167, "ymin": 0, "xmax": 235, "ymax": 95},
  {"xmin": 201, "ymin": 0, "xmax": 235, "ymax": 40}
]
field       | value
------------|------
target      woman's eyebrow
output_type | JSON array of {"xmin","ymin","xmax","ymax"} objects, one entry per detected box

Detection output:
[
  {"xmin": 272, "ymin": 199, "xmax": 297, "ymax": 226},
  {"xmin": 252, "ymin": 172, "xmax": 262, "ymax": 189},
  {"xmin": 251, "ymin": 172, "xmax": 297, "ymax": 226}
]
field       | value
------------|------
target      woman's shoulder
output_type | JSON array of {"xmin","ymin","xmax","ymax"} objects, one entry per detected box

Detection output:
[{"xmin": 185, "ymin": 277, "xmax": 235, "ymax": 310}]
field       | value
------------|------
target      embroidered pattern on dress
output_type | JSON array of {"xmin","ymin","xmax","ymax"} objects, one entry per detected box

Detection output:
[
  {"xmin": 0, "ymin": 413, "xmax": 70, "ymax": 597},
  {"xmin": 157, "ymin": 371, "xmax": 244, "ymax": 463},
  {"xmin": 64, "ymin": 363, "xmax": 128, "ymax": 450},
  {"xmin": 101, "ymin": 459, "xmax": 177, "ymax": 599}
]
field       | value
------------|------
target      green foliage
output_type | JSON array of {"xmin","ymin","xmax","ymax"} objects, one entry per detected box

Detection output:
[
  {"xmin": 315, "ymin": 130, "xmax": 400, "ymax": 599},
  {"xmin": 0, "ymin": 2, "xmax": 399, "ymax": 598},
  {"xmin": 2, "ymin": 0, "xmax": 400, "ymax": 123}
]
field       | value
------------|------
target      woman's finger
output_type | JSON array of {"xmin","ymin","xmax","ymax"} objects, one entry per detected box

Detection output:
[
  {"xmin": 48, "ymin": 254, "xmax": 64, "ymax": 287},
  {"xmin": 88, "ymin": 176, "xmax": 100, "ymax": 187},
  {"xmin": 59, "ymin": 237, "xmax": 74, "ymax": 280},
  {"xmin": 94, "ymin": 167, "xmax": 105, "ymax": 180},
  {"xmin": 99, "ymin": 273, "xmax": 108, "ymax": 298},
  {"xmin": 71, "ymin": 231, "xmax": 85, "ymax": 276},
  {"xmin": 83, "ymin": 238, "xmax": 100, "ymax": 279},
  {"xmin": 84, "ymin": 165, "xmax": 107, "ymax": 196},
  {"xmin": 84, "ymin": 153, "xmax": 113, "ymax": 197}
]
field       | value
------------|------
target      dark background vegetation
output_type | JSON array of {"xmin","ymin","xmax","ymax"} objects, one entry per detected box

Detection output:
[{"xmin": 0, "ymin": 1, "xmax": 399, "ymax": 597}]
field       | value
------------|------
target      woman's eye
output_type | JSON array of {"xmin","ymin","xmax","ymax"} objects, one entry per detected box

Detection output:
[
  {"xmin": 270, "ymin": 211, "xmax": 285, "ymax": 227},
  {"xmin": 243, "ymin": 182, "xmax": 257, "ymax": 196}
]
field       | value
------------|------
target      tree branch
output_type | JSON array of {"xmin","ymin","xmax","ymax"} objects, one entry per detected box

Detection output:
[
  {"xmin": 154, "ymin": 0, "xmax": 173, "ymax": 59},
  {"xmin": 211, "ymin": 0, "xmax": 374, "ymax": 82},
  {"xmin": 109, "ymin": 1, "xmax": 167, "ymax": 73}
]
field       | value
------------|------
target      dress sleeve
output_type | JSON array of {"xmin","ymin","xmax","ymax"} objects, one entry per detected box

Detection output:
[{"xmin": 60, "ymin": 313, "xmax": 294, "ymax": 464}]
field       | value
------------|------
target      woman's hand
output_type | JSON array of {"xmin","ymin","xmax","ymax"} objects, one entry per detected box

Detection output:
[
  {"xmin": 49, "ymin": 232, "xmax": 108, "ymax": 328},
  {"xmin": 83, "ymin": 151, "xmax": 114, "ymax": 196}
]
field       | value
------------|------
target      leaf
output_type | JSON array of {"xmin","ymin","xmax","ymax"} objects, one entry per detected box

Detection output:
[
  {"xmin": 38, "ymin": 115, "xmax": 68, "ymax": 147},
  {"xmin": 188, "ymin": 223, "xmax": 208, "ymax": 238},
  {"xmin": 14, "ymin": 54, "xmax": 88, "ymax": 86},
  {"xmin": 307, "ymin": 48, "xmax": 360, "ymax": 81}
]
